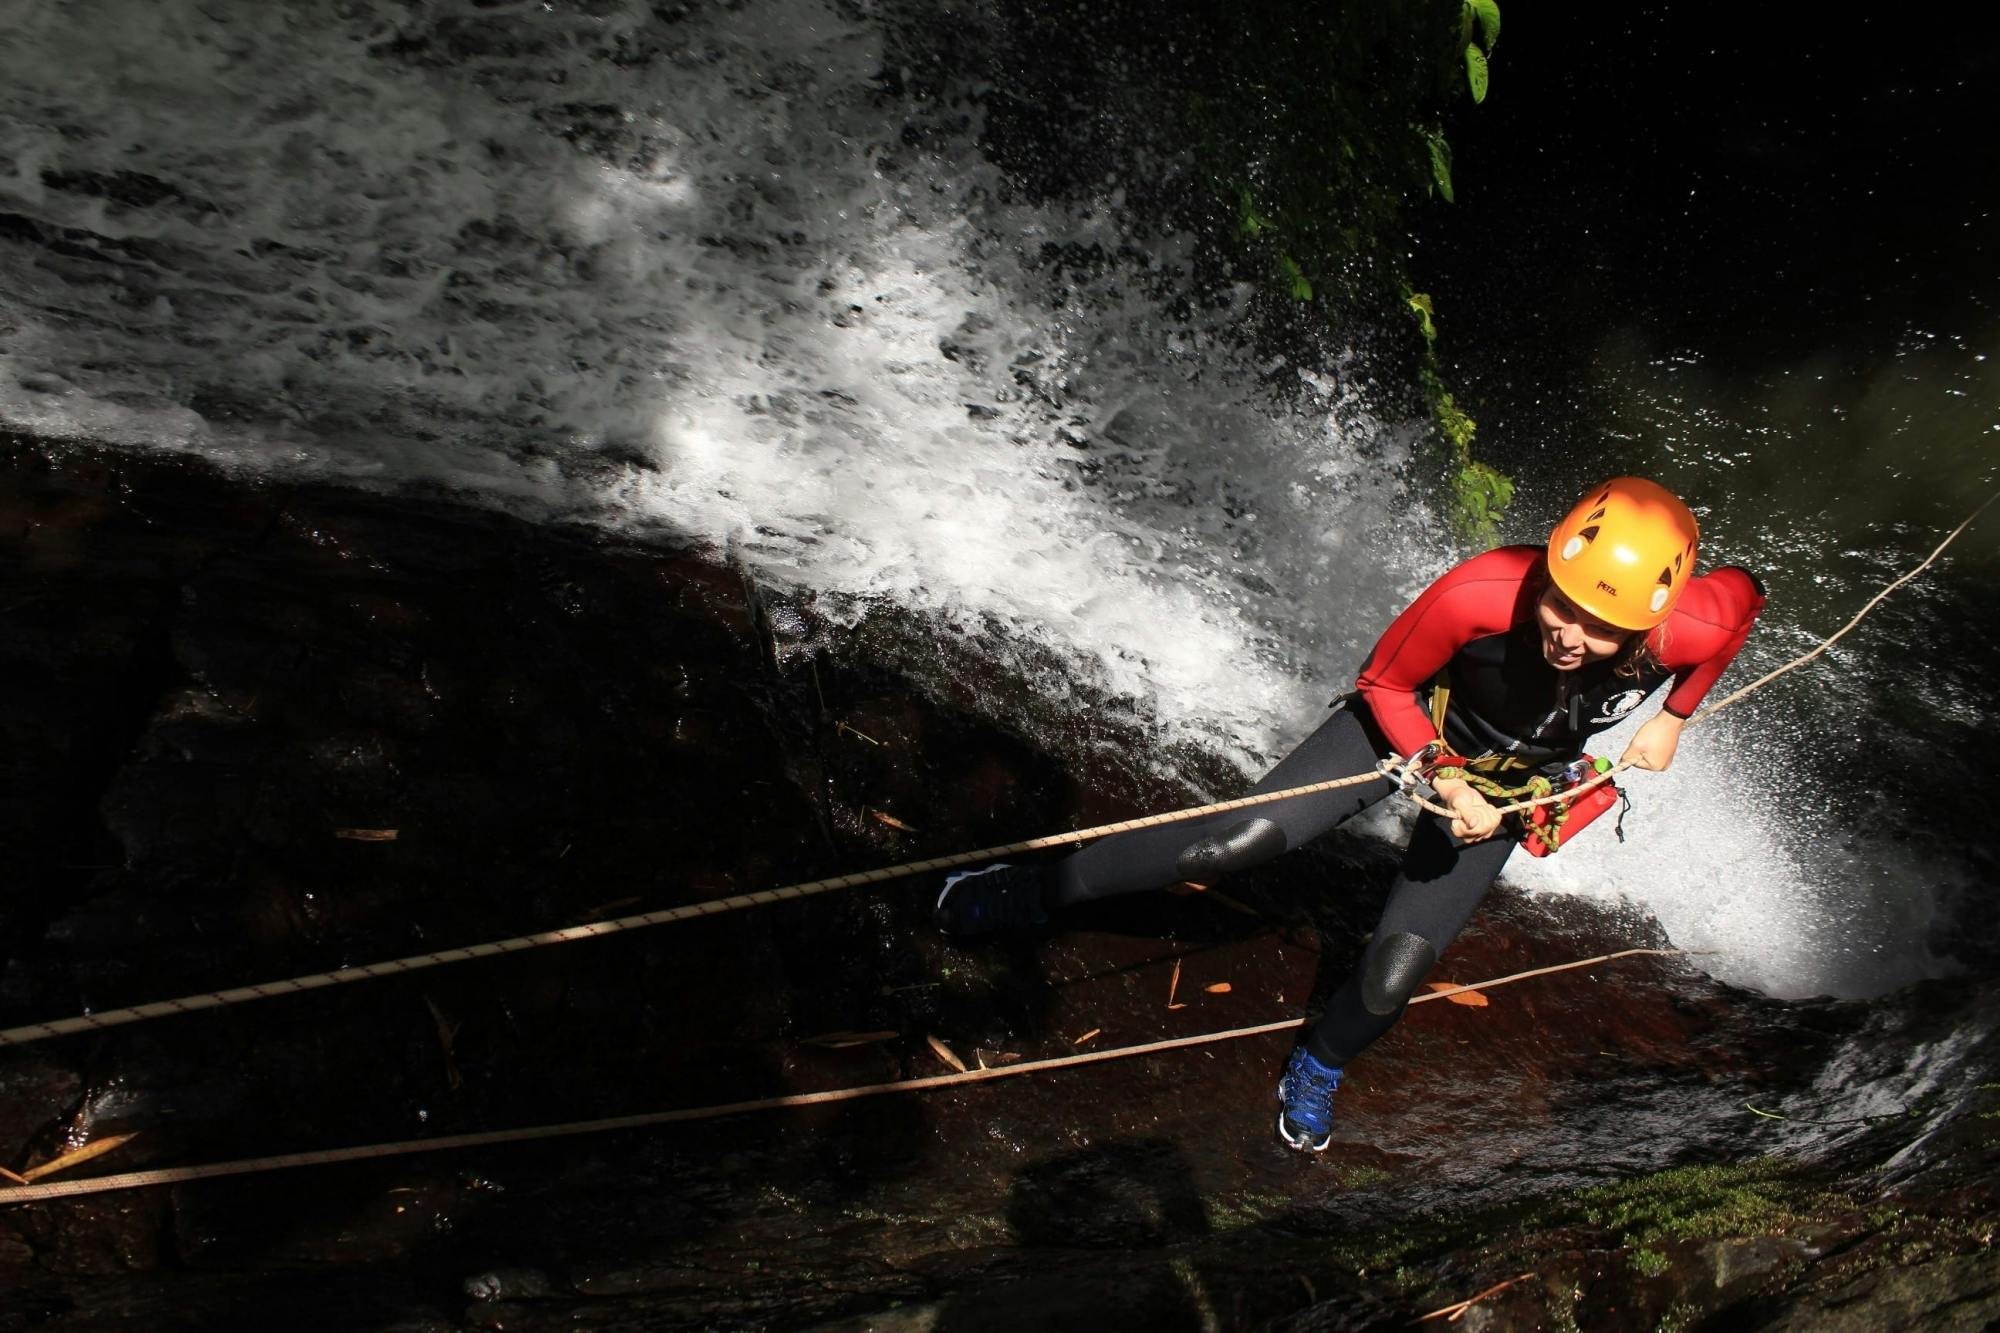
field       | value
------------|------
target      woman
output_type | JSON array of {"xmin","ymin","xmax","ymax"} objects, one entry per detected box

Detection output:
[{"xmin": 934, "ymin": 477, "xmax": 1766, "ymax": 1151}]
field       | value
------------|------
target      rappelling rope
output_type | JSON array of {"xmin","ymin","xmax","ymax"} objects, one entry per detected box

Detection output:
[
  {"xmin": 1689, "ymin": 490, "xmax": 1999, "ymax": 725},
  {"xmin": 0, "ymin": 762, "xmax": 1409, "ymax": 1048},
  {"xmin": 0, "ymin": 947, "xmax": 1681, "ymax": 1204},
  {"xmin": 0, "ymin": 495, "xmax": 1989, "ymax": 1050}
]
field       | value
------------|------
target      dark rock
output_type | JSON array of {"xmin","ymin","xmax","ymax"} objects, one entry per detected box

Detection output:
[
  {"xmin": 1757, "ymin": 1251, "xmax": 2000, "ymax": 1332},
  {"xmin": 464, "ymin": 1265, "xmax": 555, "ymax": 1301}
]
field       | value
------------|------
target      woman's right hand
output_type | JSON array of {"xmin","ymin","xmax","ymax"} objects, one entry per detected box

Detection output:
[{"xmin": 1433, "ymin": 779, "xmax": 1505, "ymax": 843}]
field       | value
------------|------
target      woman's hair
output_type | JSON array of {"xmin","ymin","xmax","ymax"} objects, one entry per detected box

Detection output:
[{"xmin": 1614, "ymin": 626, "xmax": 1667, "ymax": 680}]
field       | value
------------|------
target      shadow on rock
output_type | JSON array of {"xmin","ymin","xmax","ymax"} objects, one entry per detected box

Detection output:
[
  {"xmin": 1006, "ymin": 1138, "xmax": 1212, "ymax": 1250},
  {"xmin": 925, "ymin": 1137, "xmax": 1217, "ymax": 1333}
]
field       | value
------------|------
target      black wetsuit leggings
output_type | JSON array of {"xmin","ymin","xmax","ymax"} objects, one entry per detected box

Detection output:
[{"xmin": 1050, "ymin": 700, "xmax": 1515, "ymax": 1068}]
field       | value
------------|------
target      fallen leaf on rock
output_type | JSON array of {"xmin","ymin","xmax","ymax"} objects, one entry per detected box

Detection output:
[
  {"xmin": 576, "ymin": 896, "xmax": 641, "ymax": 920},
  {"xmin": 1166, "ymin": 1003, "xmax": 1187, "ymax": 1011},
  {"xmin": 926, "ymin": 1034, "xmax": 969, "ymax": 1072},
  {"xmin": 21, "ymin": 1133, "xmax": 140, "ymax": 1183},
  {"xmin": 1164, "ymin": 881, "xmax": 1260, "ymax": 916},
  {"xmin": 1425, "ymin": 982, "xmax": 1490, "ymax": 1007},
  {"xmin": 974, "ymin": 1049, "xmax": 1023, "ymax": 1067},
  {"xmin": 334, "ymin": 828, "xmax": 399, "ymax": 842},
  {"xmin": 424, "ymin": 995, "xmax": 464, "ymax": 1090},
  {"xmin": 867, "ymin": 808, "xmax": 917, "ymax": 833},
  {"xmin": 1205, "ymin": 983, "xmax": 1232, "ymax": 994},
  {"xmin": 1417, "ymin": 1271, "xmax": 1534, "ymax": 1322},
  {"xmin": 1072, "ymin": 1029, "xmax": 1101, "ymax": 1045},
  {"xmin": 1167, "ymin": 957, "xmax": 1182, "ymax": 1007}
]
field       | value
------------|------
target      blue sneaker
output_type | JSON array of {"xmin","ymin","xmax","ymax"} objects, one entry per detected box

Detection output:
[
  {"xmin": 934, "ymin": 862, "xmax": 1050, "ymax": 936},
  {"xmin": 1276, "ymin": 1046, "xmax": 1343, "ymax": 1152}
]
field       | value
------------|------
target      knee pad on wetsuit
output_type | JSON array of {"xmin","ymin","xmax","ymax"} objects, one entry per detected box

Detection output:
[
  {"xmin": 1362, "ymin": 932, "xmax": 1437, "ymax": 1015},
  {"xmin": 1175, "ymin": 817, "xmax": 1287, "ymax": 880}
]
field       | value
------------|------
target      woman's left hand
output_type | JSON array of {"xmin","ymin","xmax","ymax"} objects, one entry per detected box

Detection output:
[
  {"xmin": 1620, "ymin": 711, "xmax": 1687, "ymax": 772},
  {"xmin": 1433, "ymin": 778, "xmax": 1506, "ymax": 843}
]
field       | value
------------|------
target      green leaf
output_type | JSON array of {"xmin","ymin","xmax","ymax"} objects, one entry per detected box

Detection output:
[
  {"xmin": 1437, "ymin": 389, "xmax": 1476, "ymax": 450},
  {"xmin": 1465, "ymin": 45, "xmax": 1490, "ymax": 104},
  {"xmin": 1236, "ymin": 186, "xmax": 1270, "ymax": 238},
  {"xmin": 1452, "ymin": 461, "xmax": 1514, "ymax": 546},
  {"xmin": 1277, "ymin": 252, "xmax": 1313, "ymax": 302},
  {"xmin": 1423, "ymin": 128, "xmax": 1454, "ymax": 203},
  {"xmin": 1468, "ymin": 0, "xmax": 1501, "ymax": 51},
  {"xmin": 1463, "ymin": 461, "xmax": 1511, "ymax": 511},
  {"xmin": 1406, "ymin": 292, "xmax": 1437, "ymax": 346}
]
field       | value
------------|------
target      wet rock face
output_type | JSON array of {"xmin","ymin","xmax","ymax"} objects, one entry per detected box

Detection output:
[{"xmin": 0, "ymin": 440, "xmax": 1993, "ymax": 1330}]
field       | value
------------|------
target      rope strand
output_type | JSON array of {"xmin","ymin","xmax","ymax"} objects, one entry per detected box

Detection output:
[
  {"xmin": 0, "ymin": 948, "xmax": 1680, "ymax": 1204},
  {"xmin": 0, "ymin": 493, "xmax": 1988, "ymax": 1049},
  {"xmin": 0, "ymin": 766, "xmax": 1399, "ymax": 1048},
  {"xmin": 1691, "ymin": 490, "xmax": 2000, "ymax": 724}
]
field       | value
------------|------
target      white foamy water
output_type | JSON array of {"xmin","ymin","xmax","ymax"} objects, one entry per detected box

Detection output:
[
  {"xmin": 1503, "ymin": 708, "xmax": 1947, "ymax": 999},
  {"xmin": 0, "ymin": 0, "xmax": 1956, "ymax": 997}
]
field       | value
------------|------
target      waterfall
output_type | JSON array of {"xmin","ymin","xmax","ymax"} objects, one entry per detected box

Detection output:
[{"xmin": 0, "ymin": 0, "xmax": 1959, "ymax": 999}]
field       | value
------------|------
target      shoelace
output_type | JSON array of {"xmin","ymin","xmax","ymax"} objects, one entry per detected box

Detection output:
[{"xmin": 1283, "ymin": 1062, "xmax": 1341, "ymax": 1127}]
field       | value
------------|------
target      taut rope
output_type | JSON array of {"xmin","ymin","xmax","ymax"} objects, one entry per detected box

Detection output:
[
  {"xmin": 0, "ymin": 948, "xmax": 1681, "ymax": 1203},
  {"xmin": 0, "ymin": 495, "xmax": 1989, "ymax": 1049}
]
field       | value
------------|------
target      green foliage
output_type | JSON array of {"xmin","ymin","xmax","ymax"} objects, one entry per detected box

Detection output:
[
  {"xmin": 1462, "ymin": 0, "xmax": 1500, "ymax": 102},
  {"xmin": 1407, "ymin": 292, "xmax": 1439, "ymax": 347},
  {"xmin": 1334, "ymin": 1163, "xmax": 1393, "ymax": 1190},
  {"xmin": 1574, "ymin": 1160, "xmax": 1817, "ymax": 1248},
  {"xmin": 1277, "ymin": 252, "xmax": 1314, "ymax": 301},
  {"xmin": 1236, "ymin": 186, "xmax": 1272, "ymax": 239},
  {"xmin": 1656, "ymin": 1302, "xmax": 1700, "ymax": 1333},
  {"xmin": 1185, "ymin": 0, "xmax": 1500, "ymax": 314},
  {"xmin": 1183, "ymin": 1, "xmax": 1513, "ymax": 539},
  {"xmin": 1467, "ymin": 0, "xmax": 1501, "ymax": 50},
  {"xmin": 1429, "ymin": 377, "xmax": 1476, "ymax": 451},
  {"xmin": 1413, "ymin": 298, "xmax": 1513, "ymax": 544},
  {"xmin": 1628, "ymin": 1246, "xmax": 1670, "ymax": 1277},
  {"xmin": 1423, "ymin": 127, "xmax": 1456, "ymax": 202},
  {"xmin": 1205, "ymin": 1188, "xmax": 1292, "ymax": 1230},
  {"xmin": 1454, "ymin": 460, "xmax": 1515, "ymax": 541}
]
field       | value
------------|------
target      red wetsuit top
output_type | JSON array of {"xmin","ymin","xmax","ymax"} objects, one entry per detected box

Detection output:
[{"xmin": 1356, "ymin": 546, "xmax": 1766, "ymax": 766}]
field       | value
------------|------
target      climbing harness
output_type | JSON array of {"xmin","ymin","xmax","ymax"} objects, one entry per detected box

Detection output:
[
  {"xmin": 1429, "ymin": 753, "xmax": 1624, "ymax": 857},
  {"xmin": 1414, "ymin": 676, "xmax": 1624, "ymax": 856}
]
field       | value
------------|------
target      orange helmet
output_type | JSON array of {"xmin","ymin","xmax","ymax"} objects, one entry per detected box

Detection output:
[{"xmin": 1546, "ymin": 477, "xmax": 1700, "ymax": 630}]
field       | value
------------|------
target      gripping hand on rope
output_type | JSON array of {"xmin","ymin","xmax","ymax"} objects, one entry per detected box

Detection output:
[
  {"xmin": 1430, "ymin": 772, "xmax": 1506, "ymax": 842},
  {"xmin": 1619, "ymin": 711, "xmax": 1686, "ymax": 773}
]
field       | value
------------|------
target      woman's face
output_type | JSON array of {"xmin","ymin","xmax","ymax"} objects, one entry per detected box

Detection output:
[{"xmin": 1535, "ymin": 586, "xmax": 1632, "ymax": 670}]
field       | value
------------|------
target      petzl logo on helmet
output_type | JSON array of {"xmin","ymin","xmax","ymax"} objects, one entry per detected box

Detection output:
[
  {"xmin": 1593, "ymin": 689, "xmax": 1647, "ymax": 724},
  {"xmin": 1595, "ymin": 580, "xmax": 1619, "ymax": 596}
]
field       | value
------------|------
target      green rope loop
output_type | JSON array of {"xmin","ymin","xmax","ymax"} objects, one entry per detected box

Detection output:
[{"xmin": 1430, "ymin": 768, "xmax": 1574, "ymax": 848}]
